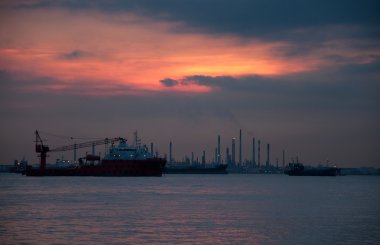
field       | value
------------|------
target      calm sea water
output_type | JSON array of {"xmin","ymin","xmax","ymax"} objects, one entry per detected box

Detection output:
[{"xmin": 1, "ymin": 173, "xmax": 379, "ymax": 245}]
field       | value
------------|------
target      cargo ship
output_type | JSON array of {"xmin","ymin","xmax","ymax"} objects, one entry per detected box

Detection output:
[
  {"xmin": 164, "ymin": 164, "xmax": 228, "ymax": 174},
  {"xmin": 285, "ymin": 163, "xmax": 339, "ymax": 176},
  {"xmin": 25, "ymin": 131, "xmax": 166, "ymax": 177}
]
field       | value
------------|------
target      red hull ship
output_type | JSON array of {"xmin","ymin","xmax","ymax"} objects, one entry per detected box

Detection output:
[{"xmin": 26, "ymin": 131, "xmax": 166, "ymax": 177}]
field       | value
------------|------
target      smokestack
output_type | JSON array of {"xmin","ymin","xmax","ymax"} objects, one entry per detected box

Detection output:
[
  {"xmin": 266, "ymin": 143, "xmax": 270, "ymax": 167},
  {"xmin": 191, "ymin": 152, "xmax": 194, "ymax": 164},
  {"xmin": 217, "ymin": 135, "xmax": 221, "ymax": 164},
  {"xmin": 202, "ymin": 150, "xmax": 206, "ymax": 165},
  {"xmin": 226, "ymin": 147, "xmax": 230, "ymax": 164},
  {"xmin": 239, "ymin": 129, "xmax": 242, "ymax": 165},
  {"xmin": 282, "ymin": 150, "xmax": 285, "ymax": 169},
  {"xmin": 150, "ymin": 142, "xmax": 154, "ymax": 156},
  {"xmin": 232, "ymin": 137, "xmax": 236, "ymax": 166},
  {"xmin": 169, "ymin": 141, "xmax": 172, "ymax": 163},
  {"xmin": 258, "ymin": 139, "xmax": 261, "ymax": 167},
  {"xmin": 252, "ymin": 137, "xmax": 255, "ymax": 167},
  {"xmin": 214, "ymin": 148, "xmax": 217, "ymax": 163}
]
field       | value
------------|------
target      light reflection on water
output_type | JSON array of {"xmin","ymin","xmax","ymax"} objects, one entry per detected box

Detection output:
[{"xmin": 1, "ymin": 174, "xmax": 379, "ymax": 244}]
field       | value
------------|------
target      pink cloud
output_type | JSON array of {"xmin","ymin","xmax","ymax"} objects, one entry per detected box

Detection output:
[{"xmin": 0, "ymin": 8, "xmax": 378, "ymax": 95}]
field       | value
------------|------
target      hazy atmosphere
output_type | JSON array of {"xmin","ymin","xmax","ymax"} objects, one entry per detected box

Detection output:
[{"xmin": 1, "ymin": 0, "xmax": 379, "ymax": 167}]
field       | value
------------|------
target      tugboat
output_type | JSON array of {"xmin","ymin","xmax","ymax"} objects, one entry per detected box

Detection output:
[
  {"xmin": 285, "ymin": 163, "xmax": 339, "ymax": 176},
  {"xmin": 25, "ymin": 131, "xmax": 166, "ymax": 176}
]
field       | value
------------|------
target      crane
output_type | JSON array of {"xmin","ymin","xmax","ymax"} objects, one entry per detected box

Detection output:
[{"xmin": 35, "ymin": 130, "xmax": 123, "ymax": 172}]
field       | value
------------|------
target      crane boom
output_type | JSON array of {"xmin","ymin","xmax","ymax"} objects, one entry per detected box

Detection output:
[
  {"xmin": 35, "ymin": 130, "xmax": 49, "ymax": 153},
  {"xmin": 34, "ymin": 130, "xmax": 124, "ymax": 173},
  {"xmin": 49, "ymin": 137, "xmax": 124, "ymax": 152}
]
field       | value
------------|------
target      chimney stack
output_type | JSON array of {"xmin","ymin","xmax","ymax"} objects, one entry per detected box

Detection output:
[
  {"xmin": 258, "ymin": 139, "xmax": 261, "ymax": 167},
  {"xmin": 239, "ymin": 129, "xmax": 242, "ymax": 165},
  {"xmin": 169, "ymin": 141, "xmax": 172, "ymax": 163},
  {"xmin": 252, "ymin": 137, "xmax": 256, "ymax": 167},
  {"xmin": 266, "ymin": 143, "xmax": 270, "ymax": 167},
  {"xmin": 217, "ymin": 135, "xmax": 221, "ymax": 164},
  {"xmin": 232, "ymin": 138, "xmax": 236, "ymax": 166}
]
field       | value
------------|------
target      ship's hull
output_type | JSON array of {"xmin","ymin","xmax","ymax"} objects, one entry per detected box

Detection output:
[
  {"xmin": 164, "ymin": 164, "xmax": 228, "ymax": 174},
  {"xmin": 25, "ymin": 158, "xmax": 166, "ymax": 177},
  {"xmin": 285, "ymin": 162, "xmax": 339, "ymax": 176},
  {"xmin": 287, "ymin": 167, "xmax": 339, "ymax": 176}
]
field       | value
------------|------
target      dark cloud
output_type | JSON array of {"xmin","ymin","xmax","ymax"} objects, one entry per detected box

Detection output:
[
  {"xmin": 12, "ymin": 0, "xmax": 380, "ymax": 40},
  {"xmin": 178, "ymin": 60, "xmax": 380, "ymax": 114},
  {"xmin": 160, "ymin": 78, "xmax": 179, "ymax": 87},
  {"xmin": 58, "ymin": 50, "xmax": 89, "ymax": 60},
  {"xmin": 131, "ymin": 0, "xmax": 380, "ymax": 41}
]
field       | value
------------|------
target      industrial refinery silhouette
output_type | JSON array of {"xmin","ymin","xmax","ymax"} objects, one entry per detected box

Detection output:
[{"xmin": 165, "ymin": 129, "xmax": 286, "ymax": 174}]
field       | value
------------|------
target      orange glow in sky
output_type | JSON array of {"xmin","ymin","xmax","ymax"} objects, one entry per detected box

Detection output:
[{"xmin": 0, "ymin": 9, "xmax": 376, "ymax": 95}]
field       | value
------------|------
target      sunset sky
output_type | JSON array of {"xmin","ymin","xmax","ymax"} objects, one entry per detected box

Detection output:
[{"xmin": 1, "ymin": 0, "xmax": 379, "ymax": 167}]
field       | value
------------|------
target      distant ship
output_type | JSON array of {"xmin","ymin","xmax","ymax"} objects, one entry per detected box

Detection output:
[
  {"xmin": 164, "ymin": 164, "xmax": 228, "ymax": 174},
  {"xmin": 10, "ymin": 158, "xmax": 28, "ymax": 174},
  {"xmin": 285, "ymin": 163, "xmax": 339, "ymax": 176},
  {"xmin": 25, "ymin": 131, "xmax": 166, "ymax": 177}
]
